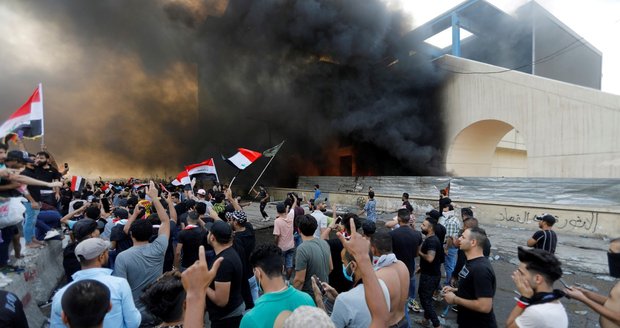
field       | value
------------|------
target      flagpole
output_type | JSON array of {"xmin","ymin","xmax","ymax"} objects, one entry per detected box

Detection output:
[
  {"xmin": 248, "ymin": 155, "xmax": 276, "ymax": 195},
  {"xmin": 39, "ymin": 83, "xmax": 45, "ymax": 147},
  {"xmin": 229, "ymin": 170, "xmax": 241, "ymax": 188}
]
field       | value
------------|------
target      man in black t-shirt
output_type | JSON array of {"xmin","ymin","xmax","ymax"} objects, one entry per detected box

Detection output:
[
  {"xmin": 389, "ymin": 209, "xmax": 422, "ymax": 311},
  {"xmin": 206, "ymin": 220, "xmax": 244, "ymax": 327},
  {"xmin": 0, "ymin": 290, "xmax": 27, "ymax": 328},
  {"xmin": 527, "ymin": 214, "xmax": 558, "ymax": 254},
  {"xmin": 175, "ymin": 212, "xmax": 205, "ymax": 270},
  {"xmin": 417, "ymin": 217, "xmax": 442, "ymax": 328},
  {"xmin": 443, "ymin": 227, "xmax": 497, "ymax": 328},
  {"xmin": 34, "ymin": 151, "xmax": 62, "ymax": 207},
  {"xmin": 321, "ymin": 213, "xmax": 360, "ymax": 293}
]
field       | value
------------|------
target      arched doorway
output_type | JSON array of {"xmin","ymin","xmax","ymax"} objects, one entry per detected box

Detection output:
[{"xmin": 446, "ymin": 120, "xmax": 528, "ymax": 177}]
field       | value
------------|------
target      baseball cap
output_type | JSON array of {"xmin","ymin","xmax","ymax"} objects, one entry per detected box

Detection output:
[
  {"xmin": 209, "ymin": 220, "xmax": 233, "ymax": 243},
  {"xmin": 6, "ymin": 150, "xmax": 33, "ymax": 163},
  {"xmin": 73, "ymin": 219, "xmax": 98, "ymax": 241},
  {"xmin": 197, "ymin": 189, "xmax": 207, "ymax": 196},
  {"xmin": 314, "ymin": 199, "xmax": 326, "ymax": 207},
  {"xmin": 75, "ymin": 238, "xmax": 110, "ymax": 261},
  {"xmin": 536, "ymin": 213, "xmax": 557, "ymax": 225},
  {"xmin": 225, "ymin": 210, "xmax": 247, "ymax": 225}
]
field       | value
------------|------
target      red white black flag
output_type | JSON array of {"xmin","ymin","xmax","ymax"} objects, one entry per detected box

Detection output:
[
  {"xmin": 70, "ymin": 176, "xmax": 86, "ymax": 192},
  {"xmin": 224, "ymin": 148, "xmax": 262, "ymax": 170},
  {"xmin": 0, "ymin": 84, "xmax": 44, "ymax": 139}
]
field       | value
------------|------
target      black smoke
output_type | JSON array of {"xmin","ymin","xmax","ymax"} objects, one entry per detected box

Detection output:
[
  {"xmin": 0, "ymin": 0, "xmax": 445, "ymax": 185},
  {"xmin": 168, "ymin": 0, "xmax": 446, "ymax": 186}
]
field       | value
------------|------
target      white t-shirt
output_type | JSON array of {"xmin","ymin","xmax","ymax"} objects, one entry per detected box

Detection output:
[
  {"xmin": 330, "ymin": 279, "xmax": 391, "ymax": 328},
  {"xmin": 311, "ymin": 210, "xmax": 329, "ymax": 239},
  {"xmin": 515, "ymin": 302, "xmax": 568, "ymax": 328}
]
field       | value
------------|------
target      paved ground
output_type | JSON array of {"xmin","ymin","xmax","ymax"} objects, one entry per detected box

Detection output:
[{"xmin": 244, "ymin": 201, "xmax": 616, "ymax": 328}]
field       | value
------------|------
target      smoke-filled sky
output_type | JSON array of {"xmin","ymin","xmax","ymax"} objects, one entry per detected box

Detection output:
[{"xmin": 0, "ymin": 0, "xmax": 617, "ymax": 184}]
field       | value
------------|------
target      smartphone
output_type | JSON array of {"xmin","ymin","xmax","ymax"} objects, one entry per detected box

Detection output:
[
  {"xmin": 312, "ymin": 275, "xmax": 325, "ymax": 295},
  {"xmin": 64, "ymin": 163, "xmax": 68, "ymax": 169},
  {"xmin": 101, "ymin": 197, "xmax": 110, "ymax": 213},
  {"xmin": 335, "ymin": 216, "xmax": 342, "ymax": 225}
]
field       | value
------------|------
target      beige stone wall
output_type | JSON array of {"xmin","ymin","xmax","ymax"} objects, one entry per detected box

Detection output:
[
  {"xmin": 438, "ymin": 55, "xmax": 620, "ymax": 178},
  {"xmin": 271, "ymin": 188, "xmax": 620, "ymax": 237}
]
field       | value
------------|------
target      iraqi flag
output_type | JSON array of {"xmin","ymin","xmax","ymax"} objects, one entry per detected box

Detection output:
[
  {"xmin": 224, "ymin": 148, "xmax": 262, "ymax": 170},
  {"xmin": 171, "ymin": 170, "xmax": 191, "ymax": 186},
  {"xmin": 70, "ymin": 176, "xmax": 86, "ymax": 192},
  {"xmin": 185, "ymin": 158, "xmax": 218, "ymax": 180},
  {"xmin": 0, "ymin": 84, "xmax": 44, "ymax": 139}
]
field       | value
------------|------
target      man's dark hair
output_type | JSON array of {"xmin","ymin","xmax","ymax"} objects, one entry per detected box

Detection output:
[
  {"xmin": 61, "ymin": 279, "xmax": 110, "ymax": 328},
  {"xmin": 468, "ymin": 227, "xmax": 488, "ymax": 249},
  {"xmin": 341, "ymin": 213, "xmax": 361, "ymax": 234},
  {"xmin": 141, "ymin": 271, "xmax": 185, "ymax": 323},
  {"xmin": 397, "ymin": 208, "xmax": 411, "ymax": 223},
  {"xmin": 517, "ymin": 247, "xmax": 562, "ymax": 284},
  {"xmin": 214, "ymin": 192, "xmax": 225, "ymax": 203},
  {"xmin": 130, "ymin": 219, "xmax": 154, "ymax": 242},
  {"xmin": 362, "ymin": 220, "xmax": 376, "ymax": 237},
  {"xmin": 126, "ymin": 196, "xmax": 139, "ymax": 208},
  {"xmin": 371, "ymin": 230, "xmax": 393, "ymax": 254},
  {"xmin": 72, "ymin": 201, "xmax": 85, "ymax": 211},
  {"xmin": 85, "ymin": 207, "xmax": 101, "ymax": 220},
  {"xmin": 73, "ymin": 191, "xmax": 83, "ymax": 199},
  {"xmin": 424, "ymin": 217, "xmax": 436, "ymax": 232},
  {"xmin": 297, "ymin": 215, "xmax": 318, "ymax": 237},
  {"xmin": 461, "ymin": 207, "xmax": 474, "ymax": 218},
  {"xmin": 368, "ymin": 191, "xmax": 375, "ymax": 199},
  {"xmin": 448, "ymin": 204, "xmax": 454, "ymax": 211},
  {"xmin": 195, "ymin": 202, "xmax": 207, "ymax": 215},
  {"xmin": 314, "ymin": 184, "xmax": 319, "ymax": 189},
  {"xmin": 402, "ymin": 192, "xmax": 409, "ymax": 199},
  {"xmin": 0, "ymin": 144, "xmax": 7, "ymax": 151},
  {"xmin": 36, "ymin": 151, "xmax": 50, "ymax": 159},
  {"xmin": 250, "ymin": 244, "xmax": 283, "ymax": 278},
  {"xmin": 171, "ymin": 192, "xmax": 180, "ymax": 199}
]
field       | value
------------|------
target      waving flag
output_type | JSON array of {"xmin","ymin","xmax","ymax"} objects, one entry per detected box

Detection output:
[
  {"xmin": 185, "ymin": 158, "xmax": 218, "ymax": 176},
  {"xmin": 70, "ymin": 176, "xmax": 86, "ymax": 192},
  {"xmin": 262, "ymin": 140, "xmax": 285, "ymax": 157},
  {"xmin": 0, "ymin": 84, "xmax": 44, "ymax": 139},
  {"xmin": 224, "ymin": 148, "xmax": 262, "ymax": 170},
  {"xmin": 171, "ymin": 170, "xmax": 190, "ymax": 186}
]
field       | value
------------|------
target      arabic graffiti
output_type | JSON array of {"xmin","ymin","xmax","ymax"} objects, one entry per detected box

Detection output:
[{"xmin": 495, "ymin": 209, "xmax": 599, "ymax": 233}]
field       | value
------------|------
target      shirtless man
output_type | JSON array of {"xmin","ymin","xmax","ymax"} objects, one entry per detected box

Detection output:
[
  {"xmin": 565, "ymin": 238, "xmax": 620, "ymax": 327},
  {"xmin": 370, "ymin": 230, "xmax": 409, "ymax": 327}
]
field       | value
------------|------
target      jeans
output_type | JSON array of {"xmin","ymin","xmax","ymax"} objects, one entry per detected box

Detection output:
[
  {"xmin": 248, "ymin": 276, "xmax": 259, "ymax": 302},
  {"xmin": 419, "ymin": 274, "xmax": 441, "ymax": 327},
  {"xmin": 35, "ymin": 210, "xmax": 61, "ymax": 241},
  {"xmin": 294, "ymin": 232, "xmax": 302, "ymax": 248},
  {"xmin": 22, "ymin": 202, "xmax": 39, "ymax": 243},
  {"xmin": 444, "ymin": 247, "xmax": 458, "ymax": 285}
]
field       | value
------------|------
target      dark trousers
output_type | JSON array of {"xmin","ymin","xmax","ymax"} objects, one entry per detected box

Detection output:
[
  {"xmin": 419, "ymin": 273, "xmax": 441, "ymax": 327},
  {"xmin": 211, "ymin": 315, "xmax": 242, "ymax": 328},
  {"xmin": 0, "ymin": 225, "xmax": 18, "ymax": 267},
  {"xmin": 259, "ymin": 201, "xmax": 268, "ymax": 218},
  {"xmin": 35, "ymin": 210, "xmax": 62, "ymax": 241}
]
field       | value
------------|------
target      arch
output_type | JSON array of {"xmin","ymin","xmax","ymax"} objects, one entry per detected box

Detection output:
[{"xmin": 446, "ymin": 119, "xmax": 528, "ymax": 177}]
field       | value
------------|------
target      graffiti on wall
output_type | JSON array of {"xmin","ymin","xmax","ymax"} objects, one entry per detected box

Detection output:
[{"xmin": 496, "ymin": 208, "xmax": 599, "ymax": 233}]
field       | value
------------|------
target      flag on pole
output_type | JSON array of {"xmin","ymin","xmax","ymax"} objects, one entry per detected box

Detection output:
[
  {"xmin": 171, "ymin": 170, "xmax": 191, "ymax": 186},
  {"xmin": 185, "ymin": 158, "xmax": 218, "ymax": 179},
  {"xmin": 0, "ymin": 85, "xmax": 44, "ymax": 139},
  {"xmin": 262, "ymin": 140, "xmax": 285, "ymax": 157},
  {"xmin": 224, "ymin": 148, "xmax": 262, "ymax": 170},
  {"xmin": 70, "ymin": 176, "xmax": 86, "ymax": 192}
]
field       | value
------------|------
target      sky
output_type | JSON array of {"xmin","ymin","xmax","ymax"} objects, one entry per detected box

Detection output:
[{"xmin": 399, "ymin": 0, "xmax": 620, "ymax": 95}]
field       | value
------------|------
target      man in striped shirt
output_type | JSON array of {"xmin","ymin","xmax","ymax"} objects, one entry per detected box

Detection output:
[{"xmin": 527, "ymin": 214, "xmax": 558, "ymax": 254}]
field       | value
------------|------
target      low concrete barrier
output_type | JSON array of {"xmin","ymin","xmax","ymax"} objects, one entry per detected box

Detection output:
[
  {"xmin": 270, "ymin": 188, "xmax": 620, "ymax": 238},
  {"xmin": 3, "ymin": 239, "xmax": 64, "ymax": 328}
]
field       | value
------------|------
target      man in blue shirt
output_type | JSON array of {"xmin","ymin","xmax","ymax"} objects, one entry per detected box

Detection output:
[
  {"xmin": 50, "ymin": 238, "xmax": 141, "ymax": 328},
  {"xmin": 360, "ymin": 191, "xmax": 377, "ymax": 223}
]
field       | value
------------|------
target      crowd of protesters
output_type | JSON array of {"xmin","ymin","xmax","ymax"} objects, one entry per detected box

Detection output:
[{"xmin": 0, "ymin": 142, "xmax": 618, "ymax": 327}]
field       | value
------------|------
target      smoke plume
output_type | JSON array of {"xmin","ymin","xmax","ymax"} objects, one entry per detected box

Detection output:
[{"xmin": 0, "ymin": 0, "xmax": 445, "ymax": 185}]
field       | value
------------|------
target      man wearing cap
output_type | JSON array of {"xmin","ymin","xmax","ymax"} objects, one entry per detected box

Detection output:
[
  {"xmin": 230, "ymin": 210, "xmax": 258, "ymax": 302},
  {"xmin": 63, "ymin": 218, "xmax": 101, "ymax": 283},
  {"xmin": 206, "ymin": 220, "xmax": 245, "ymax": 327},
  {"xmin": 527, "ymin": 214, "xmax": 558, "ymax": 254},
  {"xmin": 50, "ymin": 238, "xmax": 141, "ymax": 328},
  {"xmin": 311, "ymin": 199, "xmax": 329, "ymax": 239}
]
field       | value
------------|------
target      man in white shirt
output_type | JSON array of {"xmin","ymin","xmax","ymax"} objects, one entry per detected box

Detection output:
[
  {"xmin": 311, "ymin": 199, "xmax": 329, "ymax": 239},
  {"xmin": 505, "ymin": 247, "xmax": 568, "ymax": 328}
]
